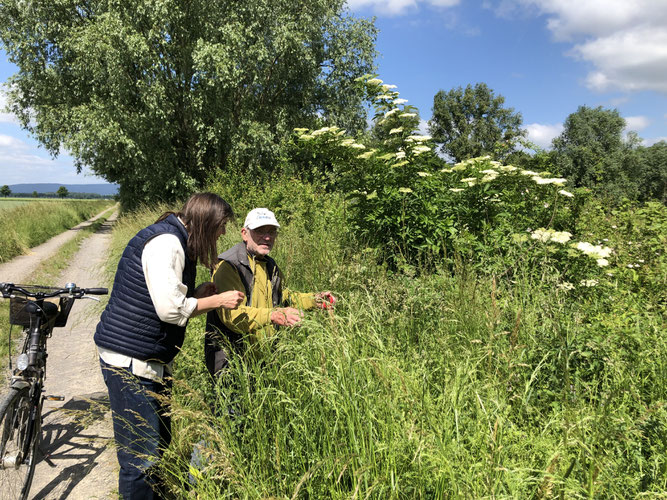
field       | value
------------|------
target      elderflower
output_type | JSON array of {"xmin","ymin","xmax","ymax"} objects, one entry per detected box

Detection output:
[
  {"xmin": 532, "ymin": 177, "xmax": 567, "ymax": 186},
  {"xmin": 341, "ymin": 138, "xmax": 355, "ymax": 146},
  {"xmin": 382, "ymin": 84, "xmax": 398, "ymax": 91},
  {"xmin": 389, "ymin": 127, "xmax": 404, "ymax": 134},
  {"xmin": 375, "ymin": 94, "xmax": 395, "ymax": 101},
  {"xmin": 311, "ymin": 127, "xmax": 331, "ymax": 136},
  {"xmin": 575, "ymin": 242, "xmax": 612, "ymax": 259},
  {"xmin": 580, "ymin": 279, "xmax": 598, "ymax": 287},
  {"xmin": 417, "ymin": 172, "xmax": 431, "ymax": 177},
  {"xmin": 350, "ymin": 143, "xmax": 366, "ymax": 149},
  {"xmin": 384, "ymin": 108, "xmax": 400, "ymax": 118},
  {"xmin": 398, "ymin": 187, "xmax": 413, "ymax": 193},
  {"xmin": 357, "ymin": 150, "xmax": 375, "ymax": 159},
  {"xmin": 393, "ymin": 98, "xmax": 408, "ymax": 105},
  {"xmin": 396, "ymin": 151, "xmax": 406, "ymax": 159},
  {"xmin": 400, "ymin": 113, "xmax": 417, "ymax": 118},
  {"xmin": 407, "ymin": 135, "xmax": 431, "ymax": 142},
  {"xmin": 499, "ymin": 165, "xmax": 517, "ymax": 172},
  {"xmin": 367, "ymin": 78, "xmax": 383, "ymax": 85},
  {"xmin": 521, "ymin": 170, "xmax": 540, "ymax": 176},
  {"xmin": 597, "ymin": 258, "xmax": 609, "ymax": 267},
  {"xmin": 559, "ymin": 190, "xmax": 574, "ymax": 197},
  {"xmin": 461, "ymin": 177, "xmax": 476, "ymax": 183},
  {"xmin": 449, "ymin": 188, "xmax": 464, "ymax": 192},
  {"xmin": 557, "ymin": 282, "xmax": 575, "ymax": 291}
]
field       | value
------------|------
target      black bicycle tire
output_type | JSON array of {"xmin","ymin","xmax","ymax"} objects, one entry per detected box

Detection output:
[{"xmin": 0, "ymin": 386, "xmax": 40, "ymax": 500}]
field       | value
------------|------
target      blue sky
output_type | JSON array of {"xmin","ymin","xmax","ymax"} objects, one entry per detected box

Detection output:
[{"xmin": 1, "ymin": 0, "xmax": 666, "ymax": 185}]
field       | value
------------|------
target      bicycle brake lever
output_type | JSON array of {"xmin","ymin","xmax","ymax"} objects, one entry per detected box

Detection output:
[{"xmin": 81, "ymin": 295, "xmax": 101, "ymax": 302}]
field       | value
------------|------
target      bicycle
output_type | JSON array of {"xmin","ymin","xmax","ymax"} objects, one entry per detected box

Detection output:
[{"xmin": 0, "ymin": 282, "xmax": 107, "ymax": 500}]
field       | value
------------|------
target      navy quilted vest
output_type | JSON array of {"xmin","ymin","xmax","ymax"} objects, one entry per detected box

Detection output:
[{"xmin": 94, "ymin": 214, "xmax": 196, "ymax": 363}]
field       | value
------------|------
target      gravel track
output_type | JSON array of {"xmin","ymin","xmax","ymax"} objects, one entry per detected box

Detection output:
[{"xmin": 1, "ymin": 209, "xmax": 119, "ymax": 499}]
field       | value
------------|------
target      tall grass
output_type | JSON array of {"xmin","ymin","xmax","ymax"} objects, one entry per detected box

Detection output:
[
  {"xmin": 106, "ymin": 184, "xmax": 667, "ymax": 499},
  {"xmin": 0, "ymin": 199, "xmax": 114, "ymax": 263}
]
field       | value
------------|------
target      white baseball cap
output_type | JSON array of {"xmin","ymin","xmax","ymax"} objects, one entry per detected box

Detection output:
[{"xmin": 244, "ymin": 208, "xmax": 280, "ymax": 230}]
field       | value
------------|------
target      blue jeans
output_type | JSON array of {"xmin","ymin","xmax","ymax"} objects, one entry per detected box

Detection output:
[{"xmin": 100, "ymin": 358, "xmax": 171, "ymax": 499}]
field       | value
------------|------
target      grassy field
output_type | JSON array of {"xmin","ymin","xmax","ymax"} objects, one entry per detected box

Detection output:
[
  {"xmin": 102, "ymin": 183, "xmax": 665, "ymax": 499},
  {"xmin": 0, "ymin": 199, "xmax": 114, "ymax": 263},
  {"xmin": 0, "ymin": 199, "xmax": 33, "ymax": 210}
]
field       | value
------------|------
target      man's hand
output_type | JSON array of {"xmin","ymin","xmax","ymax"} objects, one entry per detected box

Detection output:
[
  {"xmin": 315, "ymin": 291, "xmax": 337, "ymax": 309},
  {"xmin": 270, "ymin": 307, "xmax": 304, "ymax": 327},
  {"xmin": 193, "ymin": 282, "xmax": 217, "ymax": 298}
]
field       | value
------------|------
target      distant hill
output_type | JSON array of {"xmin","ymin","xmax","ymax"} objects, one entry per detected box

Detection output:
[{"xmin": 8, "ymin": 183, "xmax": 118, "ymax": 196}]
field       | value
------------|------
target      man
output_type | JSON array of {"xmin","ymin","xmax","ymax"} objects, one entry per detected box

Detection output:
[{"xmin": 204, "ymin": 207, "xmax": 336, "ymax": 380}]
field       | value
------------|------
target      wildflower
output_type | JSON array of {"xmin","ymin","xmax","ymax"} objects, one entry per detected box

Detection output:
[
  {"xmin": 311, "ymin": 127, "xmax": 331, "ymax": 136},
  {"xmin": 398, "ymin": 187, "xmax": 413, "ymax": 193},
  {"xmin": 393, "ymin": 98, "xmax": 408, "ymax": 105},
  {"xmin": 395, "ymin": 151, "xmax": 406, "ymax": 159},
  {"xmin": 580, "ymin": 279, "xmax": 598, "ymax": 287},
  {"xmin": 596, "ymin": 258, "xmax": 609, "ymax": 267},
  {"xmin": 575, "ymin": 242, "xmax": 612, "ymax": 261},
  {"xmin": 551, "ymin": 231, "xmax": 572, "ymax": 244},
  {"xmin": 532, "ymin": 177, "xmax": 567, "ymax": 185},
  {"xmin": 558, "ymin": 190, "xmax": 574, "ymax": 198},
  {"xmin": 521, "ymin": 170, "xmax": 540, "ymax": 176},
  {"xmin": 530, "ymin": 228, "xmax": 551, "ymax": 243},
  {"xmin": 417, "ymin": 172, "xmax": 431, "ymax": 177},
  {"xmin": 407, "ymin": 135, "xmax": 431, "ymax": 142},
  {"xmin": 449, "ymin": 188, "xmax": 464, "ymax": 192},
  {"xmin": 367, "ymin": 78, "xmax": 383, "ymax": 85},
  {"xmin": 400, "ymin": 113, "xmax": 417, "ymax": 118},
  {"xmin": 389, "ymin": 127, "xmax": 404, "ymax": 134},
  {"xmin": 557, "ymin": 282, "xmax": 575, "ymax": 291}
]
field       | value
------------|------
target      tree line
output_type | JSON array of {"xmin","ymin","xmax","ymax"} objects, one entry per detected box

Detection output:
[{"xmin": 0, "ymin": 0, "xmax": 663, "ymax": 208}]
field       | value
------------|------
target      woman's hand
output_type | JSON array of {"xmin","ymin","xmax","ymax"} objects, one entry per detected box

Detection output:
[
  {"xmin": 217, "ymin": 290, "xmax": 245, "ymax": 309},
  {"xmin": 192, "ymin": 289, "xmax": 245, "ymax": 316}
]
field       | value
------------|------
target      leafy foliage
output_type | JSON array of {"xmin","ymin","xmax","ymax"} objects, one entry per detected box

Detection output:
[
  {"xmin": 429, "ymin": 82, "xmax": 525, "ymax": 162},
  {"xmin": 0, "ymin": 0, "xmax": 377, "ymax": 208}
]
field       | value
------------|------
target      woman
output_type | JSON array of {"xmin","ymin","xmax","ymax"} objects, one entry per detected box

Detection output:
[{"xmin": 94, "ymin": 192, "xmax": 244, "ymax": 499}]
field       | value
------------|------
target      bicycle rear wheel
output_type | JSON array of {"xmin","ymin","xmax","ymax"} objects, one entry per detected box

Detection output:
[{"xmin": 0, "ymin": 386, "xmax": 40, "ymax": 500}]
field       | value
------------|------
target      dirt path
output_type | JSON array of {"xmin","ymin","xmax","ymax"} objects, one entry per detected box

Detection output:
[
  {"xmin": 3, "ymin": 210, "xmax": 120, "ymax": 499},
  {"xmin": 0, "ymin": 206, "xmax": 116, "ymax": 284}
]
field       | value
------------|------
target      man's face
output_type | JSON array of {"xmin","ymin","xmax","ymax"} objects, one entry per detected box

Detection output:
[{"xmin": 242, "ymin": 225, "xmax": 277, "ymax": 257}]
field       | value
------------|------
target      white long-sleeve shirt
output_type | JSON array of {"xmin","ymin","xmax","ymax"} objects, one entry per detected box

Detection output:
[{"xmin": 98, "ymin": 232, "xmax": 198, "ymax": 380}]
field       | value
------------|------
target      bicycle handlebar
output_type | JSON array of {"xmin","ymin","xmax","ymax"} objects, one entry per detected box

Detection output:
[{"xmin": 0, "ymin": 282, "xmax": 108, "ymax": 299}]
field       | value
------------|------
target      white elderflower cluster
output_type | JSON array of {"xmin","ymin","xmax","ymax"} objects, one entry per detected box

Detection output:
[{"xmin": 530, "ymin": 228, "xmax": 572, "ymax": 244}]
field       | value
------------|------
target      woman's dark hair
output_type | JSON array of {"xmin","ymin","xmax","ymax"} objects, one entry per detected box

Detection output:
[{"xmin": 157, "ymin": 193, "xmax": 234, "ymax": 269}]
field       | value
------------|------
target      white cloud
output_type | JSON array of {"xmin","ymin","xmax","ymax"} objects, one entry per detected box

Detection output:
[
  {"xmin": 506, "ymin": 0, "xmax": 667, "ymax": 94},
  {"xmin": 624, "ymin": 115, "xmax": 650, "ymax": 132},
  {"xmin": 644, "ymin": 136, "xmax": 667, "ymax": 146},
  {"xmin": 0, "ymin": 91, "xmax": 19, "ymax": 125},
  {"xmin": 524, "ymin": 122, "xmax": 563, "ymax": 149},
  {"xmin": 346, "ymin": 0, "xmax": 459, "ymax": 16}
]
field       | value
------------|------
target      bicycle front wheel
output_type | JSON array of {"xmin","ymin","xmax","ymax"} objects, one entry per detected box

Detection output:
[{"xmin": 0, "ymin": 386, "xmax": 39, "ymax": 500}]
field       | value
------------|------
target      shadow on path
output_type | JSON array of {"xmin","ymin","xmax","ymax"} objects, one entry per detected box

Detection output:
[{"xmin": 30, "ymin": 392, "xmax": 113, "ymax": 500}]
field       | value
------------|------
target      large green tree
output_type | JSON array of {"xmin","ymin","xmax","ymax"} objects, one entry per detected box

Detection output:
[
  {"xmin": 0, "ymin": 0, "xmax": 376, "ymax": 208},
  {"xmin": 552, "ymin": 106, "xmax": 626, "ymax": 189},
  {"xmin": 428, "ymin": 83, "xmax": 525, "ymax": 162}
]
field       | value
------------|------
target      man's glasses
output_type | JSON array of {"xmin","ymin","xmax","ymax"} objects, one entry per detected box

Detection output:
[{"xmin": 251, "ymin": 227, "xmax": 278, "ymax": 237}]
